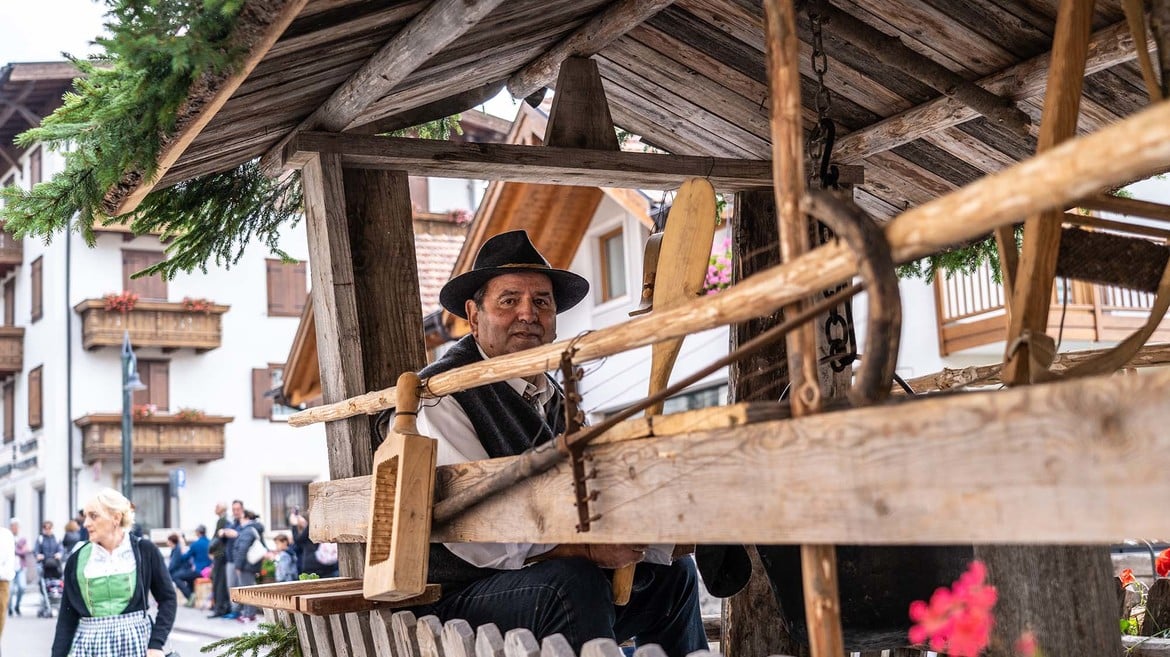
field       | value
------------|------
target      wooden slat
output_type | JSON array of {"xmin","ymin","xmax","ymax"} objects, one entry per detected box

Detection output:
[
  {"xmin": 508, "ymin": 0, "xmax": 677, "ymax": 98},
  {"xmin": 298, "ymin": 585, "xmax": 441, "ymax": 616},
  {"xmin": 290, "ymin": 98, "xmax": 1170, "ymax": 429},
  {"xmin": 310, "ymin": 367, "xmax": 1170, "ymax": 545},
  {"xmin": 284, "ymin": 133, "xmax": 773, "ymax": 189}
]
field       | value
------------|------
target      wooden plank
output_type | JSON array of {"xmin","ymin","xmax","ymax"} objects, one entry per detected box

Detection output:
[
  {"xmin": 417, "ymin": 615, "xmax": 445, "ymax": 657},
  {"xmin": 544, "ymin": 57, "xmax": 620, "ymax": 151},
  {"xmin": 832, "ymin": 18, "xmax": 1142, "ymax": 163},
  {"xmin": 290, "ymin": 98, "xmax": 1170, "ymax": 429},
  {"xmin": 475, "ymin": 624, "xmax": 506, "ymax": 657},
  {"xmin": 393, "ymin": 611, "xmax": 422, "ymax": 657},
  {"xmin": 330, "ymin": 614, "xmax": 352, "ymax": 657},
  {"xmin": 442, "ymin": 619, "xmax": 477, "ymax": 657},
  {"xmin": 310, "ymin": 368, "xmax": 1170, "ymax": 545},
  {"xmin": 580, "ymin": 639, "xmax": 623, "ymax": 657},
  {"xmin": 508, "ymin": 0, "xmax": 676, "ymax": 97},
  {"xmin": 346, "ymin": 612, "xmax": 376, "ymax": 657},
  {"xmin": 302, "ymin": 150, "xmax": 371, "ymax": 577},
  {"xmin": 1078, "ymin": 193, "xmax": 1170, "ymax": 222},
  {"xmin": 1004, "ymin": 0, "xmax": 1096, "ymax": 385},
  {"xmin": 503, "ymin": 629, "xmax": 540, "ymax": 657},
  {"xmin": 311, "ymin": 614, "xmax": 337, "ymax": 657},
  {"xmin": 298, "ymin": 585, "xmax": 442, "ymax": 616},
  {"xmin": 371, "ymin": 609, "xmax": 399, "ymax": 657},
  {"xmin": 1123, "ymin": 636, "xmax": 1170, "ymax": 656},
  {"xmin": 285, "ymin": 133, "xmax": 773, "ymax": 189},
  {"xmin": 539, "ymin": 634, "xmax": 574, "ymax": 657},
  {"xmin": 109, "ymin": 0, "xmax": 310, "ymax": 214},
  {"xmin": 296, "ymin": 613, "xmax": 319, "ymax": 657},
  {"xmin": 231, "ymin": 577, "xmax": 364, "ymax": 612}
]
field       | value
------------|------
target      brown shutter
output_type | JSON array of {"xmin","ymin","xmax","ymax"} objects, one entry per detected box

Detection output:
[
  {"xmin": 28, "ymin": 365, "xmax": 42, "ymax": 428},
  {"xmin": 29, "ymin": 148, "xmax": 41, "ymax": 186},
  {"xmin": 3, "ymin": 383, "xmax": 13, "ymax": 442},
  {"xmin": 30, "ymin": 256, "xmax": 42, "ymax": 321},
  {"xmin": 123, "ymin": 250, "xmax": 167, "ymax": 300},
  {"xmin": 266, "ymin": 260, "xmax": 306, "ymax": 317},
  {"xmin": 266, "ymin": 260, "xmax": 281, "ymax": 315},
  {"xmin": 252, "ymin": 368, "xmax": 273, "ymax": 418},
  {"xmin": 151, "ymin": 362, "xmax": 169, "ymax": 411},
  {"xmin": 291, "ymin": 262, "xmax": 307, "ymax": 314},
  {"xmin": 4, "ymin": 278, "xmax": 13, "ymax": 326}
]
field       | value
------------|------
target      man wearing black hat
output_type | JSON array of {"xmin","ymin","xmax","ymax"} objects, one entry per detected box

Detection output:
[{"xmin": 412, "ymin": 231, "xmax": 704, "ymax": 657}]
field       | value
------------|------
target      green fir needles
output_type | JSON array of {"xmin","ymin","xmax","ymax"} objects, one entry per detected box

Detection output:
[{"xmin": 201, "ymin": 621, "xmax": 301, "ymax": 657}]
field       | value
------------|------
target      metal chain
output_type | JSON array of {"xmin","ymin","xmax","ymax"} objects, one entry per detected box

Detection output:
[{"xmin": 805, "ymin": 0, "xmax": 833, "ymax": 187}]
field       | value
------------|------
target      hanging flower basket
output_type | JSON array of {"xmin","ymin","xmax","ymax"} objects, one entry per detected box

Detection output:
[{"xmin": 103, "ymin": 290, "xmax": 139, "ymax": 313}]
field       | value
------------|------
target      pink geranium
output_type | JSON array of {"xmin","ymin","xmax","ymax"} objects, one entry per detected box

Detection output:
[{"xmin": 908, "ymin": 560, "xmax": 998, "ymax": 657}]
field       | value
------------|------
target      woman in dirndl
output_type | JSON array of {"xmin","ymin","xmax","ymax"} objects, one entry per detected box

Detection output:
[{"xmin": 51, "ymin": 488, "xmax": 177, "ymax": 657}]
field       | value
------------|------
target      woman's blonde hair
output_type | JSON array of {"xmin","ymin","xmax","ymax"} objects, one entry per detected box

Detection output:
[{"xmin": 91, "ymin": 488, "xmax": 135, "ymax": 529}]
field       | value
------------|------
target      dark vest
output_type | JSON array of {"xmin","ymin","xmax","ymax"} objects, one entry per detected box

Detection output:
[{"xmin": 418, "ymin": 335, "xmax": 566, "ymax": 588}]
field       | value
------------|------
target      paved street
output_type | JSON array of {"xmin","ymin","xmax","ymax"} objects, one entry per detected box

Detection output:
[{"xmin": 1, "ymin": 592, "xmax": 254, "ymax": 656}]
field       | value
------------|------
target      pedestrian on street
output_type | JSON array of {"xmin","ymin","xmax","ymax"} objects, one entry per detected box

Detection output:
[
  {"xmin": 51, "ymin": 488, "xmax": 176, "ymax": 657},
  {"xmin": 7, "ymin": 520, "xmax": 27, "ymax": 617},
  {"xmin": 0, "ymin": 522, "xmax": 15, "ymax": 644},
  {"xmin": 207, "ymin": 502, "xmax": 231, "ymax": 618}
]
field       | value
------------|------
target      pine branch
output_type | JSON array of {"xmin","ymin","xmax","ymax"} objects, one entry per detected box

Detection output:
[{"xmin": 201, "ymin": 621, "xmax": 301, "ymax": 657}]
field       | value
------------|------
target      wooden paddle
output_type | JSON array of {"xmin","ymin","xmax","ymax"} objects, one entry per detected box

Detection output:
[
  {"xmin": 364, "ymin": 372, "xmax": 438, "ymax": 601},
  {"xmin": 613, "ymin": 177, "xmax": 717, "ymax": 605}
]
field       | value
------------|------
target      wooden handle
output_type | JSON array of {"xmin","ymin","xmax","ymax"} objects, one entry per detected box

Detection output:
[
  {"xmin": 393, "ymin": 372, "xmax": 422, "ymax": 434},
  {"xmin": 612, "ymin": 564, "xmax": 635, "ymax": 605}
]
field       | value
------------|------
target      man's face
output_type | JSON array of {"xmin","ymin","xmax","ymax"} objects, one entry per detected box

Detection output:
[
  {"xmin": 466, "ymin": 273, "xmax": 557, "ymax": 357},
  {"xmin": 9, "ymin": 521, "xmax": 16, "ymax": 535},
  {"xmin": 215, "ymin": 503, "xmax": 226, "ymax": 516},
  {"xmin": 231, "ymin": 502, "xmax": 244, "ymax": 519}
]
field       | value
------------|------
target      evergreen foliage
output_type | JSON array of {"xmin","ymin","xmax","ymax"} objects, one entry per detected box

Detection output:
[
  {"xmin": 897, "ymin": 234, "xmax": 1009, "ymax": 283},
  {"xmin": 201, "ymin": 621, "xmax": 301, "ymax": 657}
]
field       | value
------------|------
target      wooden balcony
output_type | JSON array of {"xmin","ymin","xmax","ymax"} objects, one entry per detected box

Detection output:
[
  {"xmin": 74, "ymin": 299, "xmax": 229, "ymax": 352},
  {"xmin": 0, "ymin": 225, "xmax": 22, "ymax": 276},
  {"xmin": 74, "ymin": 413, "xmax": 232, "ymax": 464},
  {"xmin": 0, "ymin": 326, "xmax": 24, "ymax": 375},
  {"xmin": 934, "ymin": 263, "xmax": 1170, "ymax": 355}
]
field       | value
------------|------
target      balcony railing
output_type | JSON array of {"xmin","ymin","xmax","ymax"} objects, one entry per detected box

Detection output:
[
  {"xmin": 0, "ymin": 326, "xmax": 24, "ymax": 374},
  {"xmin": 74, "ymin": 299, "xmax": 229, "ymax": 352},
  {"xmin": 74, "ymin": 413, "xmax": 231, "ymax": 464},
  {"xmin": 934, "ymin": 263, "xmax": 1170, "ymax": 355},
  {"xmin": 0, "ymin": 224, "xmax": 22, "ymax": 276}
]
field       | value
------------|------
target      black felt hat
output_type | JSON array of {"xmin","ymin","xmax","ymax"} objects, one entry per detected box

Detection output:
[{"xmin": 440, "ymin": 230, "xmax": 590, "ymax": 319}]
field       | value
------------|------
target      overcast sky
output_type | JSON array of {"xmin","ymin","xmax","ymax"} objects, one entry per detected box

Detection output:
[{"xmin": 0, "ymin": 0, "xmax": 107, "ymax": 65}]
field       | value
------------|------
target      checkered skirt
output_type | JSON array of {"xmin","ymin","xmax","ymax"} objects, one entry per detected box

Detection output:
[{"xmin": 68, "ymin": 610, "xmax": 151, "ymax": 657}]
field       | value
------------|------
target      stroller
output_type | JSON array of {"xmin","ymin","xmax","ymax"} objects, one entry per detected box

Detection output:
[{"xmin": 37, "ymin": 557, "xmax": 64, "ymax": 618}]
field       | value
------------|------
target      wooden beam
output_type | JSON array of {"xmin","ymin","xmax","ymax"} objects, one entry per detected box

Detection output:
[
  {"xmin": 302, "ymin": 151, "xmax": 373, "ymax": 577},
  {"xmin": 899, "ymin": 342, "xmax": 1170, "ymax": 394},
  {"xmin": 1077, "ymin": 193, "xmax": 1170, "ymax": 223},
  {"xmin": 0, "ymin": 145, "xmax": 19, "ymax": 174},
  {"xmin": 308, "ymin": 367, "xmax": 1170, "ymax": 544},
  {"xmin": 283, "ymin": 132, "xmax": 773, "ymax": 189},
  {"xmin": 344, "ymin": 79, "xmax": 506, "ymax": 136},
  {"xmin": 107, "ymin": 0, "xmax": 309, "ymax": 215},
  {"xmin": 0, "ymin": 100, "xmax": 41, "ymax": 128},
  {"xmin": 815, "ymin": 3, "xmax": 1030, "ymax": 135},
  {"xmin": 1155, "ymin": 0, "xmax": 1170, "ymax": 98},
  {"xmin": 507, "ymin": 0, "xmax": 676, "ymax": 98},
  {"xmin": 288, "ymin": 97, "xmax": 1170, "ymax": 428},
  {"xmin": 1004, "ymin": 0, "xmax": 1096, "ymax": 385},
  {"xmin": 260, "ymin": 0, "xmax": 505, "ymax": 174},
  {"xmin": 543, "ymin": 58, "xmax": 619, "ymax": 151},
  {"xmin": 833, "ymin": 18, "xmax": 1144, "ymax": 163},
  {"xmin": 0, "ymin": 84, "xmax": 35, "ymax": 134}
]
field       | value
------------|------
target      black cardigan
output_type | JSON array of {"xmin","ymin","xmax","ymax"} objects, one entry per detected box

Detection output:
[{"xmin": 51, "ymin": 535, "xmax": 178, "ymax": 657}]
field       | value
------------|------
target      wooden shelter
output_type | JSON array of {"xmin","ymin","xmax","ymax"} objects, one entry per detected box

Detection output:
[{"xmin": 94, "ymin": 0, "xmax": 1170, "ymax": 655}]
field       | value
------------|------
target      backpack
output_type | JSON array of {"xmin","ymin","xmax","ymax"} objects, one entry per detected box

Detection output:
[{"xmin": 314, "ymin": 542, "xmax": 338, "ymax": 566}]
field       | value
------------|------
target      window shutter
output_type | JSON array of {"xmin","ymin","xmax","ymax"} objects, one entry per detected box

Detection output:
[
  {"xmin": 291, "ymin": 263, "xmax": 307, "ymax": 314},
  {"xmin": 30, "ymin": 256, "xmax": 42, "ymax": 321},
  {"xmin": 3, "ymin": 383, "xmax": 13, "ymax": 442},
  {"xmin": 123, "ymin": 251, "xmax": 167, "ymax": 300},
  {"xmin": 252, "ymin": 368, "xmax": 273, "ymax": 419},
  {"xmin": 266, "ymin": 259, "xmax": 306, "ymax": 317},
  {"xmin": 266, "ymin": 260, "xmax": 282, "ymax": 315},
  {"xmin": 151, "ymin": 362, "xmax": 169, "ymax": 411},
  {"xmin": 4, "ymin": 278, "xmax": 13, "ymax": 326},
  {"xmin": 28, "ymin": 366, "xmax": 42, "ymax": 428},
  {"xmin": 29, "ymin": 148, "xmax": 41, "ymax": 186}
]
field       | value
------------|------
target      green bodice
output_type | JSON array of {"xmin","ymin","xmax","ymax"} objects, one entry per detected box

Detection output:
[{"xmin": 75, "ymin": 543, "xmax": 136, "ymax": 617}]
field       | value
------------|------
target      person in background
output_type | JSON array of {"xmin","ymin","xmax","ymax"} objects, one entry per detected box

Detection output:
[
  {"xmin": 207, "ymin": 502, "xmax": 231, "ymax": 618},
  {"xmin": 271, "ymin": 534, "xmax": 297, "ymax": 583},
  {"xmin": 228, "ymin": 511, "xmax": 265, "ymax": 622},
  {"xmin": 75, "ymin": 511, "xmax": 89, "ymax": 543},
  {"xmin": 166, "ymin": 533, "xmax": 198, "ymax": 607},
  {"xmin": 0, "ymin": 521, "xmax": 15, "ymax": 643},
  {"xmin": 51, "ymin": 488, "xmax": 176, "ymax": 657},
  {"xmin": 8, "ymin": 519, "xmax": 27, "ymax": 617},
  {"xmin": 289, "ymin": 510, "xmax": 339, "ymax": 579},
  {"xmin": 36, "ymin": 520, "xmax": 63, "ymax": 566},
  {"xmin": 188, "ymin": 525, "xmax": 212, "ymax": 578},
  {"xmin": 62, "ymin": 521, "xmax": 83, "ymax": 555}
]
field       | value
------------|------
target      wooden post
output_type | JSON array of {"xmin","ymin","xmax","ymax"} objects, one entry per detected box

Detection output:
[
  {"xmin": 724, "ymin": 189, "xmax": 801, "ymax": 657},
  {"xmin": 764, "ymin": 2, "xmax": 844, "ymax": 656}
]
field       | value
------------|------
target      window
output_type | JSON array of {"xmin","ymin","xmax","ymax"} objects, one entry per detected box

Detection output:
[
  {"xmin": 266, "ymin": 259, "xmax": 307, "ymax": 317},
  {"xmin": 132, "ymin": 483, "xmax": 170, "ymax": 532},
  {"xmin": 131, "ymin": 360, "xmax": 169, "ymax": 411},
  {"xmin": 5, "ymin": 497, "xmax": 13, "ymax": 523},
  {"xmin": 661, "ymin": 383, "xmax": 728, "ymax": 415},
  {"xmin": 28, "ymin": 148, "xmax": 41, "ymax": 186},
  {"xmin": 253, "ymin": 364, "xmax": 298, "ymax": 420},
  {"xmin": 3, "ymin": 278, "xmax": 13, "ymax": 326},
  {"xmin": 3, "ymin": 382, "xmax": 13, "ymax": 442},
  {"xmin": 269, "ymin": 480, "xmax": 310, "ymax": 531},
  {"xmin": 408, "ymin": 176, "xmax": 429, "ymax": 213},
  {"xmin": 27, "ymin": 365, "xmax": 42, "ymax": 429},
  {"xmin": 30, "ymin": 256, "xmax": 42, "ymax": 322},
  {"xmin": 122, "ymin": 250, "xmax": 167, "ymax": 301},
  {"xmin": 598, "ymin": 227, "xmax": 627, "ymax": 302}
]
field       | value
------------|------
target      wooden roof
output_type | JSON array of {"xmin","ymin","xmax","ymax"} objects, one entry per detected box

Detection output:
[
  {"xmin": 0, "ymin": 62, "xmax": 79, "ymax": 175},
  {"xmin": 109, "ymin": 0, "xmax": 1158, "ymax": 222}
]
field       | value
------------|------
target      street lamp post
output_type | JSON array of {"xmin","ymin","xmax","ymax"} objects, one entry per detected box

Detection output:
[{"xmin": 121, "ymin": 331, "xmax": 147, "ymax": 500}]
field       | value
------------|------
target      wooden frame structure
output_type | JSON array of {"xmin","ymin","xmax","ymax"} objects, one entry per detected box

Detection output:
[{"xmin": 107, "ymin": 0, "xmax": 1170, "ymax": 655}]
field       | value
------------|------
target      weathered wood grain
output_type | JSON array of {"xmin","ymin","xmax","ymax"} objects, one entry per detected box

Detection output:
[
  {"xmin": 393, "ymin": 611, "xmax": 422, "ymax": 657},
  {"xmin": 417, "ymin": 615, "xmax": 445, "ymax": 657},
  {"xmin": 442, "ymin": 619, "xmax": 477, "ymax": 657},
  {"xmin": 475, "ymin": 624, "xmax": 505, "ymax": 657},
  {"xmin": 508, "ymin": 0, "xmax": 677, "ymax": 97},
  {"xmin": 309, "ymin": 367, "xmax": 1170, "ymax": 545},
  {"xmin": 503, "ymin": 629, "xmax": 540, "ymax": 657}
]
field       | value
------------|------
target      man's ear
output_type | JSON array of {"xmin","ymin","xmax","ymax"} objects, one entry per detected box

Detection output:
[{"xmin": 465, "ymin": 299, "xmax": 479, "ymax": 337}]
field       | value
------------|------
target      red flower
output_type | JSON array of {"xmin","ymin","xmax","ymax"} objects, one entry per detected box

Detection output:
[
  {"xmin": 1156, "ymin": 549, "xmax": 1170, "ymax": 578},
  {"xmin": 908, "ymin": 560, "xmax": 998, "ymax": 657},
  {"xmin": 1014, "ymin": 630, "xmax": 1038, "ymax": 657},
  {"xmin": 1120, "ymin": 568, "xmax": 1136, "ymax": 587}
]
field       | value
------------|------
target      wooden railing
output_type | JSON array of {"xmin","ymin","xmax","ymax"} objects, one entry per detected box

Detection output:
[
  {"xmin": 74, "ymin": 412, "xmax": 231, "ymax": 464},
  {"xmin": 73, "ymin": 299, "xmax": 230, "ymax": 352},
  {"xmin": 0, "ymin": 225, "xmax": 22, "ymax": 275},
  {"xmin": 0, "ymin": 326, "xmax": 23, "ymax": 374},
  {"xmin": 934, "ymin": 264, "xmax": 1170, "ymax": 355}
]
